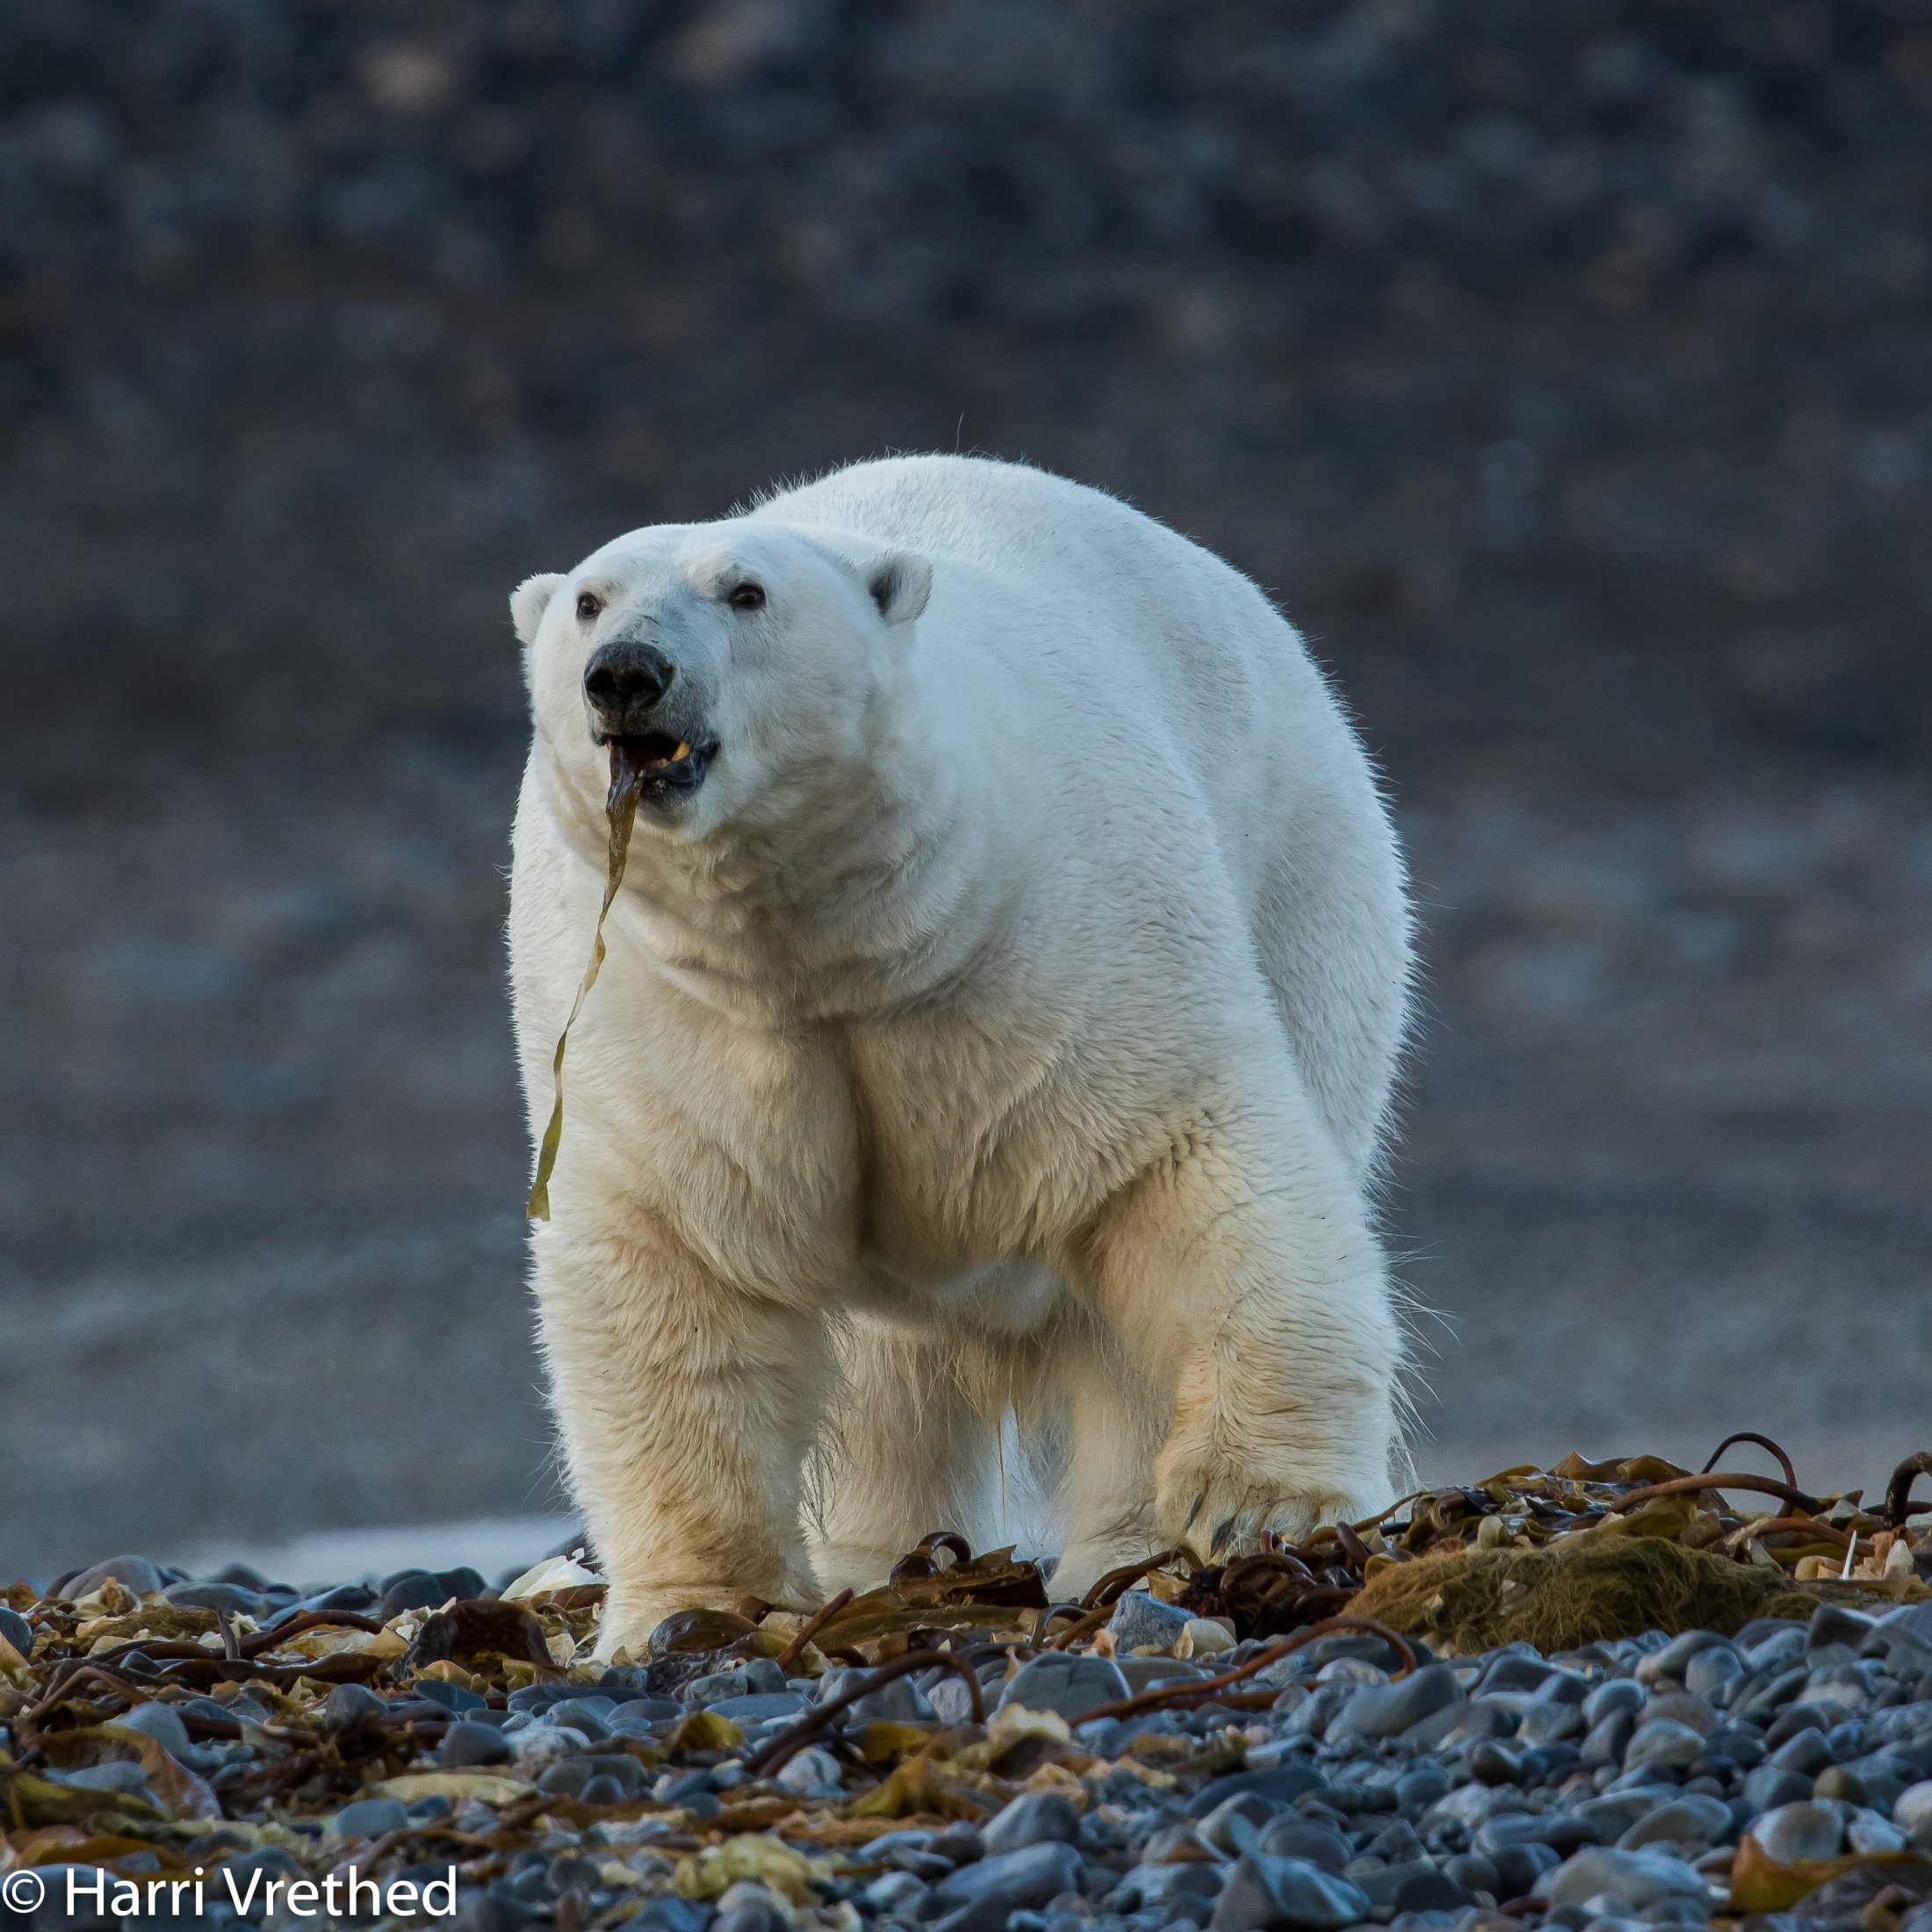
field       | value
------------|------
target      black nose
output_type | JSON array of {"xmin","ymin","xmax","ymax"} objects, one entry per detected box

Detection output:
[{"xmin": 583, "ymin": 639, "xmax": 674, "ymax": 717}]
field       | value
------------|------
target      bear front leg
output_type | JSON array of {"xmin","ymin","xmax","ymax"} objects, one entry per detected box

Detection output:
[
  {"xmin": 534, "ymin": 1224, "xmax": 828, "ymax": 1662},
  {"xmin": 811, "ymin": 1318, "xmax": 1002, "ymax": 1596},
  {"xmin": 1070, "ymin": 1086, "xmax": 1401, "ymax": 1565}
]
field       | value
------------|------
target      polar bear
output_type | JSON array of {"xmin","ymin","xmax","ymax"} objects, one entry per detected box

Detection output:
[{"xmin": 507, "ymin": 455, "xmax": 1410, "ymax": 1660}]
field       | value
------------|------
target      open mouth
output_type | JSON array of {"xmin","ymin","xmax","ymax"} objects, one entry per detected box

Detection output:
[{"xmin": 602, "ymin": 730, "xmax": 717, "ymax": 797}]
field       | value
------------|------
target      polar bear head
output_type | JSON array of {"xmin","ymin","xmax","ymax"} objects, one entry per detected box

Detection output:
[{"xmin": 511, "ymin": 520, "xmax": 931, "ymax": 839}]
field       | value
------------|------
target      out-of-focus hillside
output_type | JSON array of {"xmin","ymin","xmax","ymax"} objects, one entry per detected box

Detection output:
[{"xmin": 2, "ymin": 0, "xmax": 1928, "ymax": 1574}]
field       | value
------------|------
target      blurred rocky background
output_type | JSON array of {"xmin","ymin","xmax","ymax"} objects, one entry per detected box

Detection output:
[{"xmin": 3, "ymin": 0, "xmax": 1928, "ymax": 1579}]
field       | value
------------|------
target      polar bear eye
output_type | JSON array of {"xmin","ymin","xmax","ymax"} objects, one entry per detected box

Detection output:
[
  {"xmin": 726, "ymin": 581, "xmax": 766, "ymax": 611},
  {"xmin": 575, "ymin": 592, "xmax": 602, "ymax": 622}
]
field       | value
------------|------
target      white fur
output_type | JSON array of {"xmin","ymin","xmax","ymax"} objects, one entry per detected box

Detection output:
[{"xmin": 506, "ymin": 456, "xmax": 1411, "ymax": 1659}]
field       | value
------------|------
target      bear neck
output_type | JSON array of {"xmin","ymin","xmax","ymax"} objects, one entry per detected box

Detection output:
[{"xmin": 599, "ymin": 690, "xmax": 1001, "ymax": 1020}]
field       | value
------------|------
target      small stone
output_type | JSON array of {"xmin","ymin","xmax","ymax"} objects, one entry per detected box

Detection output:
[
  {"xmin": 928, "ymin": 1842, "xmax": 1085, "ymax": 1932},
  {"xmin": 50, "ymin": 1763, "xmax": 157, "ymax": 1802},
  {"xmin": 1534, "ymin": 1849, "xmax": 1705, "ymax": 1911},
  {"xmin": 998, "ymin": 1654, "xmax": 1129, "ymax": 1722},
  {"xmin": 323, "ymin": 1683, "xmax": 387, "ymax": 1729},
  {"xmin": 1683, "ymin": 1648, "xmax": 1743, "ymax": 1700},
  {"xmin": 1615, "ymin": 1797, "xmax": 1733, "ymax": 1851},
  {"xmin": 0, "ymin": 1606, "xmax": 31, "ymax": 1660},
  {"xmin": 442, "ymin": 1719, "xmax": 514, "ymax": 1767},
  {"xmin": 1332, "ymin": 1664, "xmax": 1465, "ymax": 1741},
  {"xmin": 1489, "ymin": 1844, "xmax": 1561, "ymax": 1900},
  {"xmin": 685, "ymin": 1669, "xmax": 752, "ymax": 1708},
  {"xmin": 1201, "ymin": 1791, "xmax": 1287, "ymax": 1857},
  {"xmin": 775, "ymin": 1747, "xmax": 843, "ymax": 1798},
  {"xmin": 1769, "ymin": 1727, "xmax": 1833, "ymax": 1775},
  {"xmin": 1583, "ymin": 1680, "xmax": 1647, "ymax": 1728},
  {"xmin": 1623, "ymin": 1719, "xmax": 1707, "ymax": 1774},
  {"xmin": 1581, "ymin": 1710, "xmax": 1638, "ymax": 1770},
  {"xmin": 707, "ymin": 1692, "xmax": 806, "ymax": 1723},
  {"xmin": 1209, "ymin": 1853, "xmax": 1373, "ymax": 1931},
  {"xmin": 162, "ymin": 1581, "xmax": 271, "ymax": 1617},
  {"xmin": 1637, "ymin": 1632, "xmax": 1729, "ymax": 1687},
  {"xmin": 545, "ymin": 1697, "xmax": 615, "ymax": 1736},
  {"xmin": 983, "ymin": 1791, "xmax": 1082, "ymax": 1857},
  {"xmin": 1644, "ymin": 1693, "xmax": 1717, "ymax": 1737},
  {"xmin": 1846, "ymin": 1811, "xmax": 1907, "ymax": 1855},
  {"xmin": 1894, "ymin": 1782, "xmax": 1932, "ymax": 1847},
  {"xmin": 1254, "ymin": 1819, "xmax": 1352, "ymax": 1871},
  {"xmin": 1184, "ymin": 1765, "xmax": 1326, "ymax": 1820},
  {"xmin": 415, "ymin": 1677, "xmax": 490, "ymax": 1715},
  {"xmin": 1806, "ymin": 1605, "xmax": 1877, "ymax": 1653},
  {"xmin": 328, "ymin": 1798, "xmax": 410, "ymax": 1840},
  {"xmin": 864, "ymin": 1871, "xmax": 931, "ymax": 1914},
  {"xmin": 375, "ymin": 1567, "xmax": 487, "ymax": 1618},
  {"xmin": 1358, "ymin": 1858, "xmax": 1473, "ymax": 1915},
  {"xmin": 1748, "ymin": 1801, "xmax": 1844, "ymax": 1864},
  {"xmin": 110, "ymin": 1701, "xmax": 196, "ymax": 1763},
  {"xmin": 1520, "ymin": 1700, "xmax": 1586, "ymax": 1745},
  {"xmin": 850, "ymin": 1674, "xmax": 934, "ymax": 1725},
  {"xmin": 63, "ymin": 1555, "xmax": 166, "ymax": 1600}
]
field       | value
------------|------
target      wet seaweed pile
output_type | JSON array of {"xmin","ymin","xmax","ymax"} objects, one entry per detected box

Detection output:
[{"xmin": 3, "ymin": 1445, "xmax": 1930, "ymax": 1932}]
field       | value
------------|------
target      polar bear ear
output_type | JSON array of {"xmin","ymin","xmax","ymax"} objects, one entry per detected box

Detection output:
[
  {"xmin": 865, "ymin": 551, "xmax": 932, "ymax": 628},
  {"xmin": 510, "ymin": 573, "xmax": 566, "ymax": 645}
]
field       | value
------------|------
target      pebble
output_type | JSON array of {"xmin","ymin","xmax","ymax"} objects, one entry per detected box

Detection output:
[
  {"xmin": 1748, "ymin": 1799, "xmax": 1845, "ymax": 1863},
  {"xmin": 1333, "ymin": 1662, "xmax": 1465, "ymax": 1740},
  {"xmin": 982, "ymin": 1790, "xmax": 1083, "ymax": 1856},
  {"xmin": 1534, "ymin": 1847, "xmax": 1706, "ymax": 1911},
  {"xmin": 928, "ymin": 1840, "xmax": 1085, "ymax": 1932},
  {"xmin": 1622, "ymin": 1718, "xmax": 1708, "ymax": 1774},
  {"xmin": 1210, "ymin": 1851, "xmax": 1373, "ymax": 1931},
  {"xmin": 1111, "ymin": 1590, "xmax": 1195, "ymax": 1652},
  {"xmin": 1896, "ymin": 1780, "xmax": 1932, "ymax": 1846},
  {"xmin": 322, "ymin": 1682, "xmax": 387, "ymax": 1728},
  {"xmin": 328, "ymin": 1798, "xmax": 409, "ymax": 1840},
  {"xmin": 442, "ymin": 1718, "xmax": 514, "ymax": 1766},
  {"xmin": 0, "ymin": 1607, "xmax": 31, "ymax": 1659},
  {"xmin": 998, "ymin": 1653, "xmax": 1130, "ymax": 1721},
  {"xmin": 61, "ymin": 1554, "xmax": 166, "ymax": 1600},
  {"xmin": 1615, "ymin": 1794, "xmax": 1734, "ymax": 1850},
  {"xmin": 107, "ymin": 1700, "xmax": 197, "ymax": 1763}
]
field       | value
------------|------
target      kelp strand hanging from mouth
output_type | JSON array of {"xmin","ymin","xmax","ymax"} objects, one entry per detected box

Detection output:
[{"xmin": 527, "ymin": 743, "xmax": 646, "ymax": 1222}]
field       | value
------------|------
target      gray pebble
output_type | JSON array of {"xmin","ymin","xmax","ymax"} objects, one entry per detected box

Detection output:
[
  {"xmin": 1534, "ymin": 1847, "xmax": 1705, "ymax": 1911},
  {"xmin": 49, "ymin": 1762, "xmax": 157, "ymax": 1802},
  {"xmin": 984, "ymin": 1791, "xmax": 1083, "ymax": 1856},
  {"xmin": 1110, "ymin": 1590, "xmax": 1195, "ymax": 1652},
  {"xmin": 1623, "ymin": 1719, "xmax": 1707, "ymax": 1774},
  {"xmin": 1895, "ymin": 1781, "xmax": 1932, "ymax": 1847},
  {"xmin": 1255, "ymin": 1818, "xmax": 1352, "ymax": 1871},
  {"xmin": 162, "ymin": 1580, "xmax": 270, "ymax": 1618},
  {"xmin": 328, "ymin": 1797, "xmax": 410, "ymax": 1840},
  {"xmin": 1748, "ymin": 1800, "xmax": 1843, "ymax": 1863},
  {"xmin": 63, "ymin": 1555, "xmax": 165, "ymax": 1600},
  {"xmin": 998, "ymin": 1654, "xmax": 1130, "ymax": 1723},
  {"xmin": 929, "ymin": 1841, "xmax": 1085, "ymax": 1932},
  {"xmin": 1209, "ymin": 1852, "xmax": 1373, "ymax": 1931},
  {"xmin": 443, "ymin": 1719, "xmax": 514, "ymax": 1766},
  {"xmin": 1333, "ymin": 1664, "xmax": 1465, "ymax": 1741},
  {"xmin": 707, "ymin": 1692, "xmax": 806, "ymax": 1723},
  {"xmin": 0, "ymin": 1607, "xmax": 31, "ymax": 1660},
  {"xmin": 1616, "ymin": 1796, "xmax": 1733, "ymax": 1850},
  {"xmin": 108, "ymin": 1700, "xmax": 196, "ymax": 1762},
  {"xmin": 322, "ymin": 1683, "xmax": 387, "ymax": 1729}
]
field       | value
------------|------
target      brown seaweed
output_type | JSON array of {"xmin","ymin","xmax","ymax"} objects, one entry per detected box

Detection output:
[{"xmin": 526, "ymin": 742, "xmax": 648, "ymax": 1221}]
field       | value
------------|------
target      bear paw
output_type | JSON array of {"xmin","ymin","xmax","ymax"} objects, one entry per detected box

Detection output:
[{"xmin": 1152, "ymin": 1446, "xmax": 1390, "ymax": 1567}]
